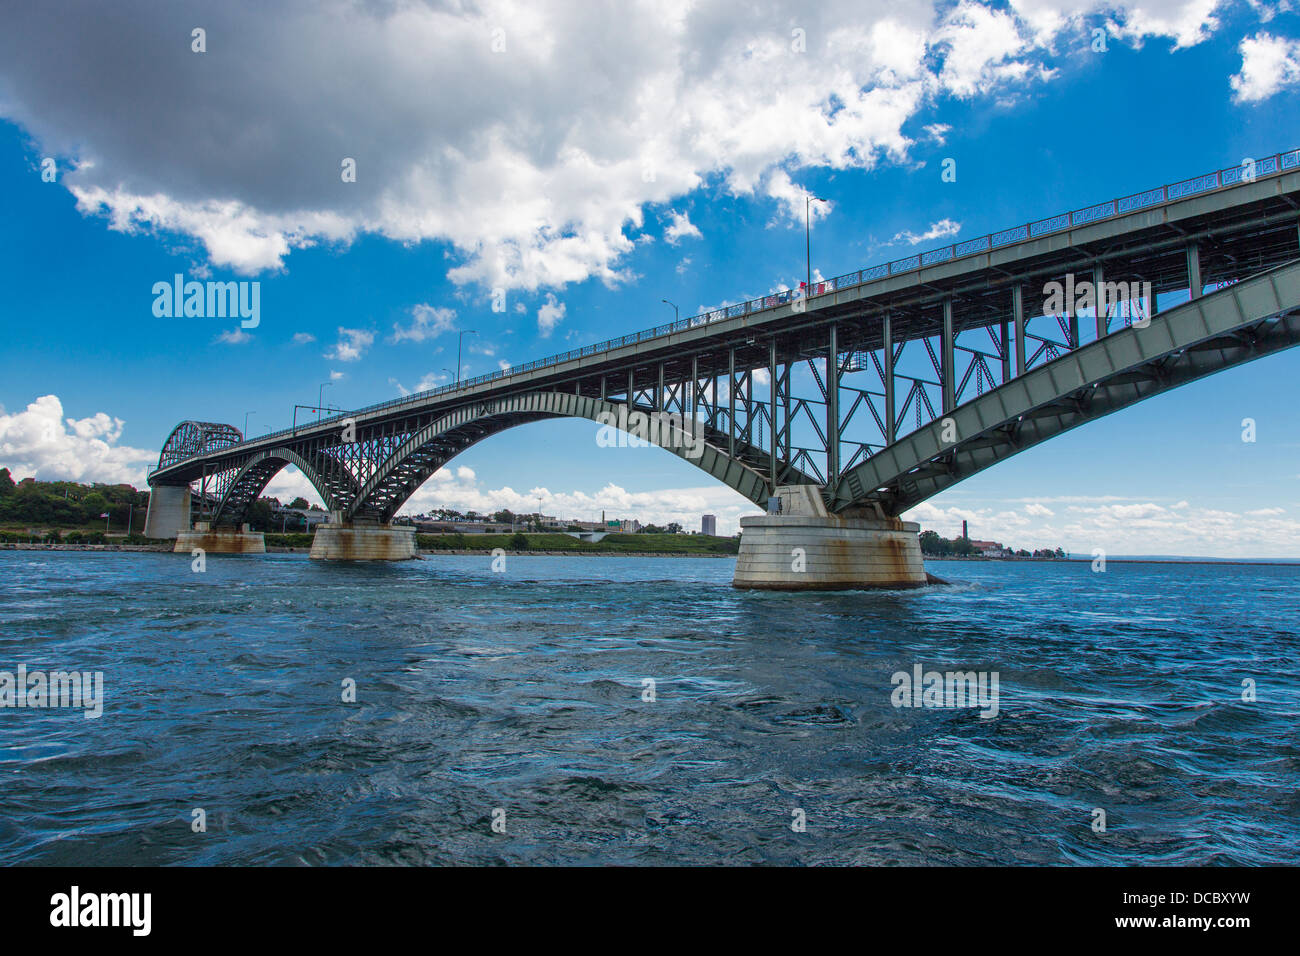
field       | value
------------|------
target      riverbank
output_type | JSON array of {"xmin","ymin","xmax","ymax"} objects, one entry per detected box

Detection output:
[{"xmin": 0, "ymin": 542, "xmax": 732, "ymax": 558}]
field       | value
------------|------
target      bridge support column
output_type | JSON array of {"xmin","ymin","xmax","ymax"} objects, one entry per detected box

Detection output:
[
  {"xmin": 1186, "ymin": 242, "xmax": 1203, "ymax": 299},
  {"xmin": 144, "ymin": 483, "xmax": 191, "ymax": 539},
  {"xmin": 310, "ymin": 515, "xmax": 416, "ymax": 561},
  {"xmin": 174, "ymin": 522, "xmax": 265, "ymax": 554},
  {"xmin": 733, "ymin": 486, "xmax": 929, "ymax": 591}
]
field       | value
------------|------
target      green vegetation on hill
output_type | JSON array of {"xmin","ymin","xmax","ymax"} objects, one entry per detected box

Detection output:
[{"xmin": 0, "ymin": 468, "xmax": 150, "ymax": 533}]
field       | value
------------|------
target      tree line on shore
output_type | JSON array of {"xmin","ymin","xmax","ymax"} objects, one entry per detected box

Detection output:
[
  {"xmin": 919, "ymin": 529, "xmax": 1064, "ymax": 558},
  {"xmin": 0, "ymin": 475, "xmax": 713, "ymax": 543}
]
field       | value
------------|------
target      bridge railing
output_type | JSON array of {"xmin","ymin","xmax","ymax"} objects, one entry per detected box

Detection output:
[{"xmin": 157, "ymin": 147, "xmax": 1300, "ymax": 472}]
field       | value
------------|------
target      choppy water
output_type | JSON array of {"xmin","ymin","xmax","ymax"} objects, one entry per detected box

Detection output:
[{"xmin": 0, "ymin": 550, "xmax": 1297, "ymax": 865}]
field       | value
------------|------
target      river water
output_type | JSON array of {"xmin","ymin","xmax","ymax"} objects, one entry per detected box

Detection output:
[{"xmin": 1, "ymin": 550, "xmax": 1296, "ymax": 865}]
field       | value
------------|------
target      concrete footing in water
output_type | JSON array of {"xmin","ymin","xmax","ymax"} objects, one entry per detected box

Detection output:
[
  {"xmin": 733, "ymin": 485, "xmax": 928, "ymax": 590},
  {"xmin": 309, "ymin": 519, "xmax": 417, "ymax": 561},
  {"xmin": 174, "ymin": 523, "xmax": 265, "ymax": 554}
]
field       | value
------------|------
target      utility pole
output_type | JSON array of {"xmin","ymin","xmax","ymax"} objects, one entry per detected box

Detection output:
[
  {"xmin": 457, "ymin": 330, "xmax": 478, "ymax": 385},
  {"xmin": 806, "ymin": 194, "xmax": 828, "ymax": 293}
]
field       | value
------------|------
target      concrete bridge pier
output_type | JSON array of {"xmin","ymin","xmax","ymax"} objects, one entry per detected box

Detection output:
[
  {"xmin": 733, "ymin": 486, "xmax": 929, "ymax": 590},
  {"xmin": 309, "ymin": 513, "xmax": 417, "ymax": 561},
  {"xmin": 174, "ymin": 522, "xmax": 266, "ymax": 554},
  {"xmin": 143, "ymin": 483, "xmax": 191, "ymax": 539}
]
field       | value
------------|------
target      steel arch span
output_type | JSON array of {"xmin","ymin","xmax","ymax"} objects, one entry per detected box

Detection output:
[
  {"xmin": 343, "ymin": 392, "xmax": 805, "ymax": 522},
  {"xmin": 209, "ymin": 447, "xmax": 355, "ymax": 527},
  {"xmin": 193, "ymin": 392, "xmax": 806, "ymax": 527},
  {"xmin": 157, "ymin": 421, "xmax": 242, "ymax": 471}
]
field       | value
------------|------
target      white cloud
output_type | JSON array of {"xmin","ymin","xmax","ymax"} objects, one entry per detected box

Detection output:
[
  {"xmin": 416, "ymin": 371, "xmax": 447, "ymax": 392},
  {"xmin": 909, "ymin": 494, "xmax": 1300, "ymax": 558},
  {"xmin": 764, "ymin": 169, "xmax": 834, "ymax": 227},
  {"xmin": 537, "ymin": 294, "xmax": 566, "ymax": 336},
  {"xmin": 1230, "ymin": 32, "xmax": 1300, "ymax": 103},
  {"xmin": 391, "ymin": 303, "xmax": 457, "ymax": 343},
  {"xmin": 325, "ymin": 327, "xmax": 374, "ymax": 362},
  {"xmin": 664, "ymin": 210, "xmax": 702, "ymax": 245},
  {"xmin": 893, "ymin": 217, "xmax": 961, "ymax": 245},
  {"xmin": 291, "ymin": 332, "xmax": 316, "ymax": 344},
  {"xmin": 397, "ymin": 466, "xmax": 755, "ymax": 535},
  {"xmin": 0, "ymin": 395, "xmax": 154, "ymax": 485},
  {"xmin": 0, "ymin": 2, "xmax": 1224, "ymax": 291},
  {"xmin": 922, "ymin": 122, "xmax": 951, "ymax": 143},
  {"xmin": 214, "ymin": 328, "xmax": 251, "ymax": 345},
  {"xmin": 933, "ymin": 1, "xmax": 1036, "ymax": 98}
]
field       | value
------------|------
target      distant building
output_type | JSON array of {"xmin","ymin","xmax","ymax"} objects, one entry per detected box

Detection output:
[
  {"xmin": 969, "ymin": 539, "xmax": 1010, "ymax": 558},
  {"xmin": 701, "ymin": 514, "xmax": 717, "ymax": 536}
]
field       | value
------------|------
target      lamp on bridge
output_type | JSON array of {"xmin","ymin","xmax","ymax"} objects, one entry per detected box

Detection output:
[
  {"xmin": 318, "ymin": 381, "xmax": 332, "ymax": 416},
  {"xmin": 662, "ymin": 298, "xmax": 678, "ymax": 322},
  {"xmin": 457, "ymin": 330, "xmax": 478, "ymax": 386},
  {"xmin": 806, "ymin": 194, "xmax": 828, "ymax": 293}
]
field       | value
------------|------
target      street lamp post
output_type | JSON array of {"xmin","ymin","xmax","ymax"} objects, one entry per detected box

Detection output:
[
  {"xmin": 318, "ymin": 382, "xmax": 332, "ymax": 417},
  {"xmin": 662, "ymin": 299, "xmax": 678, "ymax": 323},
  {"xmin": 243, "ymin": 411, "xmax": 255, "ymax": 438},
  {"xmin": 457, "ymin": 330, "xmax": 478, "ymax": 386},
  {"xmin": 806, "ymin": 195, "xmax": 828, "ymax": 294}
]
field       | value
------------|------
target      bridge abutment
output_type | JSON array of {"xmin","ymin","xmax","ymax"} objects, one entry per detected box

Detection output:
[
  {"xmin": 174, "ymin": 522, "xmax": 265, "ymax": 554},
  {"xmin": 144, "ymin": 483, "xmax": 191, "ymax": 539},
  {"xmin": 309, "ymin": 514, "xmax": 417, "ymax": 561},
  {"xmin": 733, "ymin": 486, "xmax": 929, "ymax": 591}
]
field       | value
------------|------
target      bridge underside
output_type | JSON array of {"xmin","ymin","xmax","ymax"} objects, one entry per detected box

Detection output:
[
  {"xmin": 833, "ymin": 259, "xmax": 1300, "ymax": 513},
  {"xmin": 146, "ymin": 260, "xmax": 1300, "ymax": 533},
  {"xmin": 146, "ymin": 164, "xmax": 1300, "ymax": 534}
]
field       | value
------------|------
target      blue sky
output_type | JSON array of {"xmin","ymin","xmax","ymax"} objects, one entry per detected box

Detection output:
[{"xmin": 1, "ymin": 0, "xmax": 1299, "ymax": 554}]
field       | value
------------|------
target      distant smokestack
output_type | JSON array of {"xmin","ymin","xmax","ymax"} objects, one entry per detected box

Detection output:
[{"xmin": 962, "ymin": 520, "xmax": 968, "ymax": 541}]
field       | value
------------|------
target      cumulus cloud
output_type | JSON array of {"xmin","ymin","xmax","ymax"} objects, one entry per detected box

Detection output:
[
  {"xmin": 537, "ymin": 294, "xmax": 565, "ymax": 336},
  {"xmin": 0, "ymin": 1, "xmax": 1226, "ymax": 291},
  {"xmin": 664, "ymin": 210, "xmax": 702, "ymax": 245},
  {"xmin": 764, "ymin": 169, "xmax": 834, "ymax": 227},
  {"xmin": 0, "ymin": 395, "xmax": 154, "ymax": 485},
  {"xmin": 922, "ymin": 122, "xmax": 952, "ymax": 143},
  {"xmin": 908, "ymin": 495, "xmax": 1300, "ymax": 557},
  {"xmin": 893, "ymin": 217, "xmax": 961, "ymax": 245},
  {"xmin": 214, "ymin": 328, "xmax": 251, "ymax": 344},
  {"xmin": 291, "ymin": 332, "xmax": 316, "ymax": 344},
  {"xmin": 391, "ymin": 304, "xmax": 457, "ymax": 343},
  {"xmin": 325, "ymin": 327, "xmax": 374, "ymax": 362},
  {"xmin": 397, "ymin": 465, "xmax": 756, "ymax": 535},
  {"xmin": 1230, "ymin": 32, "xmax": 1300, "ymax": 102}
]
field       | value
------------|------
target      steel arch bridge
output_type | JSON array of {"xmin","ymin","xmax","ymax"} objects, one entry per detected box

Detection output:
[{"xmin": 148, "ymin": 151, "xmax": 1300, "ymax": 529}]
